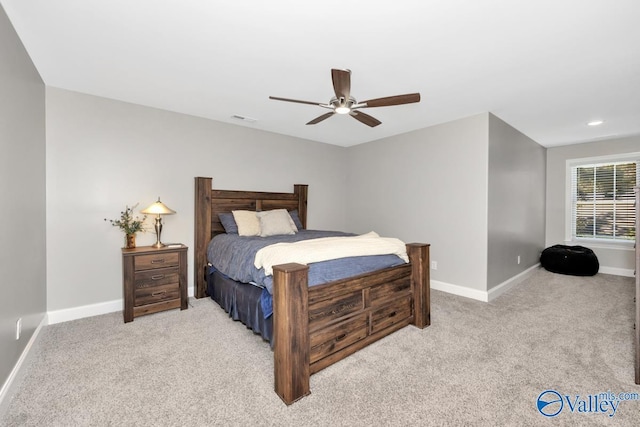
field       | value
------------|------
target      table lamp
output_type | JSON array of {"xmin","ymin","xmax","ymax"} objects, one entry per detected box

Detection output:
[{"xmin": 141, "ymin": 197, "xmax": 176, "ymax": 248}]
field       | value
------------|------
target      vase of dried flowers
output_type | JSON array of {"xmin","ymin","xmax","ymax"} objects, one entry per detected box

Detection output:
[
  {"xmin": 105, "ymin": 204, "xmax": 146, "ymax": 248},
  {"xmin": 125, "ymin": 233, "xmax": 136, "ymax": 249}
]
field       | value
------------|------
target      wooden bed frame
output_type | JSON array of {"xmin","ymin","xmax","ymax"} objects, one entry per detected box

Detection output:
[{"xmin": 194, "ymin": 177, "xmax": 430, "ymax": 404}]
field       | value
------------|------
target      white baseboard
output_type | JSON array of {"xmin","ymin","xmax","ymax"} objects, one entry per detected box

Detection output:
[
  {"xmin": 47, "ymin": 299, "xmax": 123, "ymax": 325},
  {"xmin": 431, "ymin": 263, "xmax": 631, "ymax": 303},
  {"xmin": 47, "ymin": 286, "xmax": 196, "ymax": 325},
  {"xmin": 0, "ymin": 315, "xmax": 47, "ymax": 412},
  {"xmin": 46, "ymin": 264, "xmax": 629, "ymax": 326},
  {"xmin": 430, "ymin": 280, "xmax": 490, "ymax": 302},
  {"xmin": 487, "ymin": 263, "xmax": 541, "ymax": 301},
  {"xmin": 431, "ymin": 264, "xmax": 540, "ymax": 303},
  {"xmin": 598, "ymin": 266, "xmax": 634, "ymax": 277}
]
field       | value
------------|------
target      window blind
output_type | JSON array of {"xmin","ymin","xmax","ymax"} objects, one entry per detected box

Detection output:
[{"xmin": 570, "ymin": 161, "xmax": 637, "ymax": 241}]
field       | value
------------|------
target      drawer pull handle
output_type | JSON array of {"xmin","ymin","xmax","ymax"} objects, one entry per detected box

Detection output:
[
  {"xmin": 151, "ymin": 291, "xmax": 167, "ymax": 297},
  {"xmin": 151, "ymin": 274, "xmax": 165, "ymax": 280},
  {"xmin": 389, "ymin": 311, "xmax": 397, "ymax": 318},
  {"xmin": 335, "ymin": 333, "xmax": 347, "ymax": 342},
  {"xmin": 151, "ymin": 259, "xmax": 165, "ymax": 264}
]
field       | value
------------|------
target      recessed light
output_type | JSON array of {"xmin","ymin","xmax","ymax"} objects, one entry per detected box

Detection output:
[{"xmin": 587, "ymin": 120, "xmax": 604, "ymax": 126}]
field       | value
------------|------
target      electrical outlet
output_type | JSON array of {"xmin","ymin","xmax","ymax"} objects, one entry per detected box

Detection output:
[
  {"xmin": 431, "ymin": 261, "xmax": 438, "ymax": 270},
  {"xmin": 16, "ymin": 318, "xmax": 22, "ymax": 340},
  {"xmin": 517, "ymin": 255, "xmax": 521, "ymax": 265}
]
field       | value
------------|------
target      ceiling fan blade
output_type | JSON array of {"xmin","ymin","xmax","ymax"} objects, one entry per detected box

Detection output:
[
  {"xmin": 349, "ymin": 110, "xmax": 381, "ymax": 127},
  {"xmin": 331, "ymin": 69, "xmax": 351, "ymax": 101},
  {"xmin": 360, "ymin": 93, "xmax": 421, "ymax": 108},
  {"xmin": 306, "ymin": 112, "xmax": 335, "ymax": 125},
  {"xmin": 269, "ymin": 96, "xmax": 323, "ymax": 106}
]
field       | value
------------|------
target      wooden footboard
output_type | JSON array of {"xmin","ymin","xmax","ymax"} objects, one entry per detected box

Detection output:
[{"xmin": 273, "ymin": 243, "xmax": 430, "ymax": 405}]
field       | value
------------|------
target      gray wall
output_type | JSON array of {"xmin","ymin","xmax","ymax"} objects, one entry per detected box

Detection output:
[
  {"xmin": 45, "ymin": 88, "xmax": 348, "ymax": 312},
  {"xmin": 0, "ymin": 5, "xmax": 46, "ymax": 394},
  {"xmin": 346, "ymin": 114, "xmax": 490, "ymax": 292},
  {"xmin": 546, "ymin": 135, "xmax": 640, "ymax": 272},
  {"xmin": 46, "ymin": 97, "xmax": 551, "ymax": 310},
  {"xmin": 487, "ymin": 114, "xmax": 546, "ymax": 289}
]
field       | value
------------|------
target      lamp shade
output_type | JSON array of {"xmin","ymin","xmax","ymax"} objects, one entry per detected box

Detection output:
[{"xmin": 141, "ymin": 198, "xmax": 176, "ymax": 215}]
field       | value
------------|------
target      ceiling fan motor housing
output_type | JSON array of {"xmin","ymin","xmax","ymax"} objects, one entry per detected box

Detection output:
[{"xmin": 331, "ymin": 96, "xmax": 356, "ymax": 114}]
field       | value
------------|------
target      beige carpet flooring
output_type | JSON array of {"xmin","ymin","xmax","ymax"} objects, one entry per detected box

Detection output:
[{"xmin": 1, "ymin": 268, "xmax": 638, "ymax": 426}]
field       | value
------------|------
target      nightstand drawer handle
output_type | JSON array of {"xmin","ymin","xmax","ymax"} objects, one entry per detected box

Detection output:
[
  {"xmin": 151, "ymin": 258, "xmax": 165, "ymax": 264},
  {"xmin": 151, "ymin": 274, "xmax": 165, "ymax": 280},
  {"xmin": 151, "ymin": 290, "xmax": 167, "ymax": 297}
]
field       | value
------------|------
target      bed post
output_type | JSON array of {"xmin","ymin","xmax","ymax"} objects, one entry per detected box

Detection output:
[
  {"xmin": 407, "ymin": 243, "xmax": 430, "ymax": 328},
  {"xmin": 293, "ymin": 184, "xmax": 308, "ymax": 229},
  {"xmin": 272, "ymin": 263, "xmax": 311, "ymax": 405},
  {"xmin": 194, "ymin": 177, "xmax": 212, "ymax": 299}
]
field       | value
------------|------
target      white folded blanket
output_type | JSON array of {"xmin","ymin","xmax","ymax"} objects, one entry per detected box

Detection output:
[{"xmin": 254, "ymin": 231, "xmax": 409, "ymax": 275}]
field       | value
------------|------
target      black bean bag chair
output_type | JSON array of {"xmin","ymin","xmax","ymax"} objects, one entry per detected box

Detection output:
[{"xmin": 540, "ymin": 245, "xmax": 599, "ymax": 276}]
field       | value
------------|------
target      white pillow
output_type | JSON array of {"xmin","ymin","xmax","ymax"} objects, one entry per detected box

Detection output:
[
  {"xmin": 257, "ymin": 209, "xmax": 298, "ymax": 237},
  {"xmin": 232, "ymin": 210, "xmax": 260, "ymax": 236}
]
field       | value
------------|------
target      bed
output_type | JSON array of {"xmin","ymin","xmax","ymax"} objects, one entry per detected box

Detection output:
[{"xmin": 194, "ymin": 177, "xmax": 431, "ymax": 404}]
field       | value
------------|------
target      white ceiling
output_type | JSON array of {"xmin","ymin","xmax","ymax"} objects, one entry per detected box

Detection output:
[{"xmin": 2, "ymin": 0, "xmax": 639, "ymax": 148}]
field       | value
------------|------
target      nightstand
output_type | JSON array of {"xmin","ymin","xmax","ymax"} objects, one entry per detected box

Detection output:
[{"xmin": 122, "ymin": 244, "xmax": 188, "ymax": 323}]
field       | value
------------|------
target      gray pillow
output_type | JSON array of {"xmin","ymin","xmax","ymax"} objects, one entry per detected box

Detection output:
[
  {"xmin": 289, "ymin": 209, "xmax": 304, "ymax": 230},
  {"xmin": 218, "ymin": 212, "xmax": 238, "ymax": 234}
]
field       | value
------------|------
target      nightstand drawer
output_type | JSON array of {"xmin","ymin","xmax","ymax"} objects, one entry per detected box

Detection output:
[
  {"xmin": 134, "ymin": 252, "xmax": 179, "ymax": 271},
  {"xmin": 134, "ymin": 267, "xmax": 179, "ymax": 289},
  {"xmin": 134, "ymin": 283, "xmax": 180, "ymax": 306}
]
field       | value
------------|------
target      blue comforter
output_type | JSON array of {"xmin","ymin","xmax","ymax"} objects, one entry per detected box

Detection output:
[{"xmin": 207, "ymin": 230, "xmax": 407, "ymax": 317}]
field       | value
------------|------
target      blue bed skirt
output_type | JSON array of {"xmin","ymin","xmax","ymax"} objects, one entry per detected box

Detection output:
[{"xmin": 207, "ymin": 268, "xmax": 273, "ymax": 344}]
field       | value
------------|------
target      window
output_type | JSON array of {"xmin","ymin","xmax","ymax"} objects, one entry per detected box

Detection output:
[{"xmin": 569, "ymin": 158, "xmax": 638, "ymax": 243}]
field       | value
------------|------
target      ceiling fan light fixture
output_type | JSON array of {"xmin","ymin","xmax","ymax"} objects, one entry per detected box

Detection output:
[{"xmin": 331, "ymin": 96, "xmax": 354, "ymax": 114}]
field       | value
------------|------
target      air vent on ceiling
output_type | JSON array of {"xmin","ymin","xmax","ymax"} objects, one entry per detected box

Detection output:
[{"xmin": 231, "ymin": 115, "xmax": 257, "ymax": 123}]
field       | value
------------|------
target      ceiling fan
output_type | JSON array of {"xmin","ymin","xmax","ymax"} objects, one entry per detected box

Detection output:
[{"xmin": 269, "ymin": 69, "xmax": 420, "ymax": 127}]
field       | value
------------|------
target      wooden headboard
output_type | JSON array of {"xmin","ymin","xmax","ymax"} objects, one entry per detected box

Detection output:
[{"xmin": 194, "ymin": 177, "xmax": 308, "ymax": 298}]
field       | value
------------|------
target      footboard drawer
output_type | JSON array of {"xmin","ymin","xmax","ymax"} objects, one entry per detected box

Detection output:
[
  {"xmin": 309, "ymin": 291, "xmax": 363, "ymax": 330},
  {"xmin": 370, "ymin": 297, "xmax": 413, "ymax": 334},
  {"xmin": 368, "ymin": 276, "xmax": 411, "ymax": 307},
  {"xmin": 310, "ymin": 313, "xmax": 369, "ymax": 364}
]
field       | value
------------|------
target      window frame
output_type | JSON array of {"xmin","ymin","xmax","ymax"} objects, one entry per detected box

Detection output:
[{"xmin": 565, "ymin": 152, "xmax": 639, "ymax": 249}]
